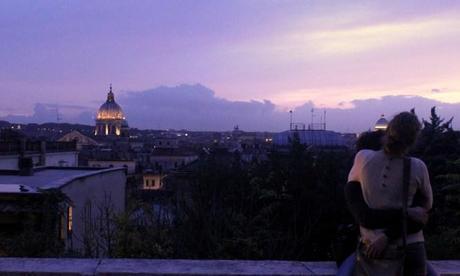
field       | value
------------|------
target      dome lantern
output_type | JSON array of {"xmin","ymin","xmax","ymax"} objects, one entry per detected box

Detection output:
[{"xmin": 107, "ymin": 83, "xmax": 115, "ymax": 102}]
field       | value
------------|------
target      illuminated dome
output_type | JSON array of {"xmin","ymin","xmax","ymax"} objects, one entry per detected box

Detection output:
[
  {"xmin": 97, "ymin": 88, "xmax": 125, "ymax": 120},
  {"xmin": 94, "ymin": 85, "xmax": 128, "ymax": 136},
  {"xmin": 374, "ymin": 114, "xmax": 388, "ymax": 131}
]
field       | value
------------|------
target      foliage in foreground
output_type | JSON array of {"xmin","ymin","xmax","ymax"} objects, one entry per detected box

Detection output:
[
  {"xmin": 0, "ymin": 189, "xmax": 68, "ymax": 257},
  {"xmin": 173, "ymin": 141, "xmax": 353, "ymax": 260}
]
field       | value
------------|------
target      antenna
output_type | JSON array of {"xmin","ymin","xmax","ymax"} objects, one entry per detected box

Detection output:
[
  {"xmin": 324, "ymin": 110, "xmax": 327, "ymax": 130},
  {"xmin": 310, "ymin": 108, "xmax": 315, "ymax": 130},
  {"xmin": 289, "ymin": 110, "xmax": 293, "ymax": 130},
  {"xmin": 320, "ymin": 112, "xmax": 323, "ymax": 129},
  {"xmin": 56, "ymin": 106, "xmax": 61, "ymax": 123}
]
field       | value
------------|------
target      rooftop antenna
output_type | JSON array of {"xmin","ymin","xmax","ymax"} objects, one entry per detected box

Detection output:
[
  {"xmin": 56, "ymin": 106, "xmax": 61, "ymax": 123},
  {"xmin": 310, "ymin": 108, "xmax": 314, "ymax": 130},
  {"xmin": 324, "ymin": 110, "xmax": 327, "ymax": 130},
  {"xmin": 289, "ymin": 110, "xmax": 293, "ymax": 130},
  {"xmin": 320, "ymin": 112, "xmax": 323, "ymax": 129}
]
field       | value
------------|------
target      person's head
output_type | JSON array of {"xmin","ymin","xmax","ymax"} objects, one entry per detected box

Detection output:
[
  {"xmin": 384, "ymin": 112, "xmax": 421, "ymax": 156},
  {"xmin": 356, "ymin": 130, "xmax": 385, "ymax": 151}
]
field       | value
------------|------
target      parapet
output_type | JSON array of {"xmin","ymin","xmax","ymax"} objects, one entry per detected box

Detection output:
[{"xmin": 0, "ymin": 258, "xmax": 459, "ymax": 275}]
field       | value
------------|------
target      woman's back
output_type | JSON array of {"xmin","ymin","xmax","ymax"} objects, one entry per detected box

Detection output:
[{"xmin": 348, "ymin": 149, "xmax": 432, "ymax": 244}]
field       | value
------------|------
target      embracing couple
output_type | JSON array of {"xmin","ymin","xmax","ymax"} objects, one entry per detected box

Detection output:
[{"xmin": 338, "ymin": 112, "xmax": 435, "ymax": 276}]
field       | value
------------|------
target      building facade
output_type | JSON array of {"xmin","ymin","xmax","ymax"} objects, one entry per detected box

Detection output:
[
  {"xmin": 273, "ymin": 129, "xmax": 347, "ymax": 147},
  {"xmin": 58, "ymin": 130, "xmax": 99, "ymax": 150},
  {"xmin": 0, "ymin": 167, "xmax": 126, "ymax": 254},
  {"xmin": 0, "ymin": 140, "xmax": 78, "ymax": 170},
  {"xmin": 143, "ymin": 170, "xmax": 164, "ymax": 190},
  {"xmin": 88, "ymin": 159, "xmax": 136, "ymax": 174}
]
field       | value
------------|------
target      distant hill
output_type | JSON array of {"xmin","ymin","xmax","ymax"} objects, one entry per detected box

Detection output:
[{"xmin": 0, "ymin": 121, "xmax": 94, "ymax": 141}]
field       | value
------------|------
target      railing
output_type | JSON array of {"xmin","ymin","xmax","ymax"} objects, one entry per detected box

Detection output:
[{"xmin": 0, "ymin": 258, "xmax": 459, "ymax": 275}]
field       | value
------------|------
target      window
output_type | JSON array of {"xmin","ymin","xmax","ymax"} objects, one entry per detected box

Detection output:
[
  {"xmin": 152, "ymin": 179, "xmax": 156, "ymax": 187},
  {"xmin": 67, "ymin": 206, "xmax": 73, "ymax": 234}
]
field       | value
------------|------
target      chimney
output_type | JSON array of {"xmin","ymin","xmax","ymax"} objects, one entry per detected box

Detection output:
[
  {"xmin": 39, "ymin": 141, "xmax": 46, "ymax": 166},
  {"xmin": 18, "ymin": 157, "xmax": 34, "ymax": 176},
  {"xmin": 19, "ymin": 138, "xmax": 26, "ymax": 157}
]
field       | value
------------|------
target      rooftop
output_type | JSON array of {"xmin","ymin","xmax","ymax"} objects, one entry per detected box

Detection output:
[
  {"xmin": 273, "ymin": 130, "xmax": 346, "ymax": 147},
  {"xmin": 0, "ymin": 141, "xmax": 77, "ymax": 155},
  {"xmin": 0, "ymin": 167, "xmax": 125, "ymax": 190},
  {"xmin": 0, "ymin": 184, "xmax": 38, "ymax": 194}
]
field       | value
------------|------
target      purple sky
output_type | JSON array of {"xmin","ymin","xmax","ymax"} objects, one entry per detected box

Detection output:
[{"xmin": 1, "ymin": 1, "xmax": 460, "ymax": 131}]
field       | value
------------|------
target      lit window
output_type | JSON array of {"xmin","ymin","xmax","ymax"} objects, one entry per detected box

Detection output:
[{"xmin": 67, "ymin": 206, "xmax": 73, "ymax": 233}]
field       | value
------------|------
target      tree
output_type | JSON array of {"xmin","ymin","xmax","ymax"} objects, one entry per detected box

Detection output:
[
  {"xmin": 79, "ymin": 194, "xmax": 117, "ymax": 257},
  {"xmin": 412, "ymin": 107, "xmax": 460, "ymax": 259},
  {"xmin": 414, "ymin": 107, "xmax": 458, "ymax": 172},
  {"xmin": 0, "ymin": 189, "xmax": 68, "ymax": 257}
]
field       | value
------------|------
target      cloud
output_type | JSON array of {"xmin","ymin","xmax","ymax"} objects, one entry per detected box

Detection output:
[
  {"xmin": 293, "ymin": 95, "xmax": 460, "ymax": 132},
  {"xmin": 0, "ymin": 103, "xmax": 94, "ymax": 125},
  {"xmin": 227, "ymin": 14, "xmax": 460, "ymax": 64},
  {"xmin": 118, "ymin": 84, "xmax": 285, "ymax": 131},
  {"xmin": 307, "ymin": 17, "xmax": 460, "ymax": 55},
  {"xmin": 1, "ymin": 104, "xmax": 58, "ymax": 124},
  {"xmin": 119, "ymin": 85, "xmax": 460, "ymax": 132},
  {"xmin": 2, "ymin": 84, "xmax": 460, "ymax": 133}
]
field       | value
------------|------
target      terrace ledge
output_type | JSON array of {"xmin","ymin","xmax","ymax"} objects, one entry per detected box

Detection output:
[{"xmin": 0, "ymin": 258, "xmax": 459, "ymax": 275}]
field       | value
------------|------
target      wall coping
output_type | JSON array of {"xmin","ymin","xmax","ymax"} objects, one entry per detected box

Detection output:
[{"xmin": 0, "ymin": 258, "xmax": 459, "ymax": 275}]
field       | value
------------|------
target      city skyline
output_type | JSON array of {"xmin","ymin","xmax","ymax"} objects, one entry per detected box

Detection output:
[
  {"xmin": 2, "ymin": 83, "xmax": 460, "ymax": 133},
  {"xmin": 1, "ymin": 1, "xmax": 460, "ymax": 131}
]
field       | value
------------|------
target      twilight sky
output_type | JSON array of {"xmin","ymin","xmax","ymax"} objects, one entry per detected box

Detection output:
[{"xmin": 1, "ymin": 1, "xmax": 460, "ymax": 131}]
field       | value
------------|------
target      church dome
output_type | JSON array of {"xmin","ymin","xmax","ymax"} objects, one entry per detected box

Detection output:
[
  {"xmin": 96, "ymin": 85, "xmax": 125, "ymax": 120},
  {"xmin": 374, "ymin": 114, "xmax": 388, "ymax": 131}
]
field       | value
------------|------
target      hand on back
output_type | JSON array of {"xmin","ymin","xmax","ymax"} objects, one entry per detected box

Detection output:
[
  {"xmin": 407, "ymin": 207, "xmax": 429, "ymax": 225},
  {"xmin": 365, "ymin": 234, "xmax": 389, "ymax": 258}
]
